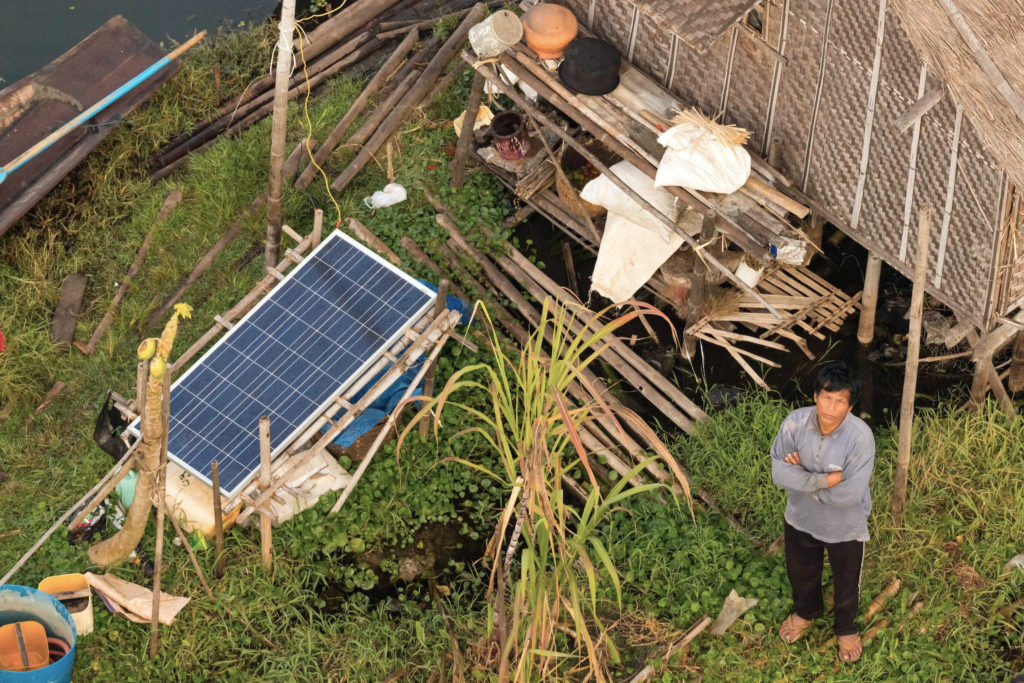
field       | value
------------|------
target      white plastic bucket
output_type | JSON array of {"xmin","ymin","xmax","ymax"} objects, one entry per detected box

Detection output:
[{"xmin": 468, "ymin": 10, "xmax": 523, "ymax": 59}]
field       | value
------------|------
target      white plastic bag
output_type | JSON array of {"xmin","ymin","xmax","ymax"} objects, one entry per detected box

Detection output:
[
  {"xmin": 363, "ymin": 182, "xmax": 407, "ymax": 209},
  {"xmin": 655, "ymin": 123, "xmax": 751, "ymax": 194},
  {"xmin": 580, "ymin": 160, "xmax": 676, "ymax": 239}
]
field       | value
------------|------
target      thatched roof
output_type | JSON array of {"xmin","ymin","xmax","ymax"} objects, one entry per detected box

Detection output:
[
  {"xmin": 891, "ymin": 0, "xmax": 1024, "ymax": 189},
  {"xmin": 628, "ymin": 0, "xmax": 761, "ymax": 52}
]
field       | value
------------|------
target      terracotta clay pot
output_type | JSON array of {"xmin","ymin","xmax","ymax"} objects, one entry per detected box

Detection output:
[{"xmin": 521, "ymin": 3, "xmax": 578, "ymax": 60}]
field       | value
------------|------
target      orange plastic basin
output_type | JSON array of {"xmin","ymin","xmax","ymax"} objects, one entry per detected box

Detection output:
[{"xmin": 0, "ymin": 620, "xmax": 49, "ymax": 672}]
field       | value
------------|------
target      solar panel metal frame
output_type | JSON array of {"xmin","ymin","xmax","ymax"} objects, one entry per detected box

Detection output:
[{"xmin": 127, "ymin": 229, "xmax": 435, "ymax": 499}]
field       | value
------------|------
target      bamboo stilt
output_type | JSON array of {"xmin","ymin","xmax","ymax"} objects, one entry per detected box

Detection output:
[
  {"xmin": 684, "ymin": 212, "xmax": 716, "ymax": 359},
  {"xmin": 857, "ymin": 254, "xmax": 882, "ymax": 344},
  {"xmin": 892, "ymin": 207, "xmax": 931, "ymax": 527}
]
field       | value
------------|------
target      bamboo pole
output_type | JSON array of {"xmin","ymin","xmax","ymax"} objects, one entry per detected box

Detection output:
[
  {"xmin": 265, "ymin": 0, "xmax": 297, "ymax": 270},
  {"xmin": 149, "ymin": 368, "xmax": 172, "ymax": 658},
  {"xmin": 450, "ymin": 71, "xmax": 485, "ymax": 189},
  {"xmin": 330, "ymin": 330, "xmax": 453, "ymax": 514},
  {"xmin": 626, "ymin": 615, "xmax": 710, "ymax": 683},
  {"xmin": 259, "ymin": 416, "xmax": 273, "ymax": 573},
  {"xmin": 212, "ymin": 460, "xmax": 225, "ymax": 579},
  {"xmin": 857, "ymin": 254, "xmax": 882, "ymax": 344},
  {"xmin": 76, "ymin": 191, "xmax": 183, "ymax": 354},
  {"xmin": 166, "ymin": 510, "xmax": 215, "ymax": 602},
  {"xmin": 66, "ymin": 450, "xmax": 140, "ymax": 530},
  {"xmin": 684, "ymin": 213, "xmax": 716, "ymax": 359},
  {"xmin": 148, "ymin": 194, "xmax": 266, "ymax": 330},
  {"xmin": 349, "ymin": 218, "xmax": 402, "ymax": 266},
  {"xmin": 330, "ymin": 5, "xmax": 486, "ymax": 193},
  {"xmin": 1, "ymin": 442, "xmax": 138, "ymax": 587},
  {"xmin": 296, "ymin": 29, "xmax": 420, "ymax": 190},
  {"xmin": 892, "ymin": 207, "xmax": 931, "ymax": 526},
  {"xmin": 419, "ymin": 280, "xmax": 450, "ymax": 439}
]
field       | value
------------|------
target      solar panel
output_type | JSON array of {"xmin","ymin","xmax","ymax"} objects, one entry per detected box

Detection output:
[{"xmin": 129, "ymin": 230, "xmax": 434, "ymax": 499}]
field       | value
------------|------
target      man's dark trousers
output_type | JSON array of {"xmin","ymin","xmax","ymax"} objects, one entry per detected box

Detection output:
[{"xmin": 784, "ymin": 521, "xmax": 864, "ymax": 636}]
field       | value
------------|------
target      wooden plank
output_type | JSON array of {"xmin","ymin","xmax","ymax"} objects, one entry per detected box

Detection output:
[{"xmin": 50, "ymin": 275, "xmax": 87, "ymax": 344}]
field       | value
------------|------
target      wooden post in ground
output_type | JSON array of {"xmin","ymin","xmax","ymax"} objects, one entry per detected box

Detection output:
[
  {"xmin": 312, "ymin": 208, "xmax": 323, "ymax": 250},
  {"xmin": 259, "ymin": 417, "xmax": 273, "ymax": 573},
  {"xmin": 149, "ymin": 368, "xmax": 172, "ymax": 658},
  {"xmin": 1008, "ymin": 331, "xmax": 1024, "ymax": 393},
  {"xmin": 211, "ymin": 460, "xmax": 225, "ymax": 579},
  {"xmin": 451, "ymin": 71, "xmax": 485, "ymax": 189},
  {"xmin": 891, "ymin": 206, "xmax": 931, "ymax": 527},
  {"xmin": 858, "ymin": 254, "xmax": 883, "ymax": 344},
  {"xmin": 419, "ymin": 280, "xmax": 450, "ymax": 439},
  {"xmin": 684, "ymin": 212, "xmax": 717, "ymax": 359},
  {"xmin": 265, "ymin": 0, "xmax": 297, "ymax": 270}
]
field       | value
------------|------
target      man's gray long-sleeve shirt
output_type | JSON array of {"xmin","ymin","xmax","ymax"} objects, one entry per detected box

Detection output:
[{"xmin": 771, "ymin": 406, "xmax": 875, "ymax": 543}]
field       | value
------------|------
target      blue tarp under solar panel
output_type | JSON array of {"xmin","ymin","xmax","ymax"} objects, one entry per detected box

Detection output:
[{"xmin": 129, "ymin": 230, "xmax": 434, "ymax": 498}]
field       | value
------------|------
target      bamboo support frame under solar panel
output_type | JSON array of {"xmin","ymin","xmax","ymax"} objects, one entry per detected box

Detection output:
[{"xmin": 235, "ymin": 308, "xmax": 461, "ymax": 525}]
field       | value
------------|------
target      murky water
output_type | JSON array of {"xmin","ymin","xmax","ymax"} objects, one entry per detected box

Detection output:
[{"xmin": 0, "ymin": 0, "xmax": 278, "ymax": 86}]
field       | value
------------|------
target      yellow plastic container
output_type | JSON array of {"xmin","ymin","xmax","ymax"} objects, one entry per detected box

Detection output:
[
  {"xmin": 37, "ymin": 575, "xmax": 92, "ymax": 637},
  {"xmin": 0, "ymin": 620, "xmax": 48, "ymax": 672}
]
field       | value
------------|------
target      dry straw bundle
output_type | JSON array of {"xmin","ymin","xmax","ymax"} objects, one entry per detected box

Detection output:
[{"xmin": 670, "ymin": 108, "xmax": 751, "ymax": 147}]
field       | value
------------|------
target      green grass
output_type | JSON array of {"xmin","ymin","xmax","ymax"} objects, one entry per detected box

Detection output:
[{"xmin": 1, "ymin": 18, "xmax": 1022, "ymax": 683}]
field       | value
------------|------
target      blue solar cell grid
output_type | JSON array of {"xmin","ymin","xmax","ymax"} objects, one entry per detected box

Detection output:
[{"xmin": 128, "ymin": 230, "xmax": 434, "ymax": 498}]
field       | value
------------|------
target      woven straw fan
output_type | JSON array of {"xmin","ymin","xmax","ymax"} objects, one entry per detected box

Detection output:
[{"xmin": 670, "ymin": 108, "xmax": 751, "ymax": 147}]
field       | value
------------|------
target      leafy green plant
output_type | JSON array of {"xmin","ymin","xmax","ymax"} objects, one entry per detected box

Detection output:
[{"xmin": 398, "ymin": 298, "xmax": 693, "ymax": 681}]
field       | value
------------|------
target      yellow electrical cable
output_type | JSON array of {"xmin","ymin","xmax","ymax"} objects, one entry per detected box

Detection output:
[{"xmin": 294, "ymin": 2, "xmax": 351, "ymax": 227}]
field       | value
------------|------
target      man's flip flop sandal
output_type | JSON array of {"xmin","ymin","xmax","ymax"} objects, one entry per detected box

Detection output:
[{"xmin": 778, "ymin": 614, "xmax": 813, "ymax": 643}]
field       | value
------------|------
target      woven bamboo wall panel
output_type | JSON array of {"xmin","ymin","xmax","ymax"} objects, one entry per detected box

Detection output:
[
  {"xmin": 852, "ymin": 13, "xmax": 922, "ymax": 271},
  {"xmin": 769, "ymin": 6, "xmax": 823, "ymax": 182},
  {"xmin": 804, "ymin": 62, "xmax": 870, "ymax": 225},
  {"xmin": 632, "ymin": 11, "xmax": 673, "ymax": 83},
  {"xmin": 671, "ymin": 31, "xmax": 732, "ymax": 115},
  {"xmin": 560, "ymin": 0, "xmax": 591, "ymax": 26},
  {"xmin": 941, "ymin": 121, "xmax": 1002, "ymax": 320},
  {"xmin": 726, "ymin": 31, "xmax": 774, "ymax": 152},
  {"xmin": 632, "ymin": 0, "xmax": 760, "ymax": 51},
  {"xmin": 593, "ymin": 0, "xmax": 636, "ymax": 50}
]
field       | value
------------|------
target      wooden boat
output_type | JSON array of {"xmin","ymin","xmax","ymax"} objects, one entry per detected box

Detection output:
[{"xmin": 0, "ymin": 16, "xmax": 178, "ymax": 236}]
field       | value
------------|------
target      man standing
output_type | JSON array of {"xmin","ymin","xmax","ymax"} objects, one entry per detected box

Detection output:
[{"xmin": 771, "ymin": 362, "xmax": 875, "ymax": 663}]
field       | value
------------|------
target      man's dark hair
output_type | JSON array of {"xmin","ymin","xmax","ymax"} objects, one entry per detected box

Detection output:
[{"xmin": 814, "ymin": 361, "xmax": 860, "ymax": 404}]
